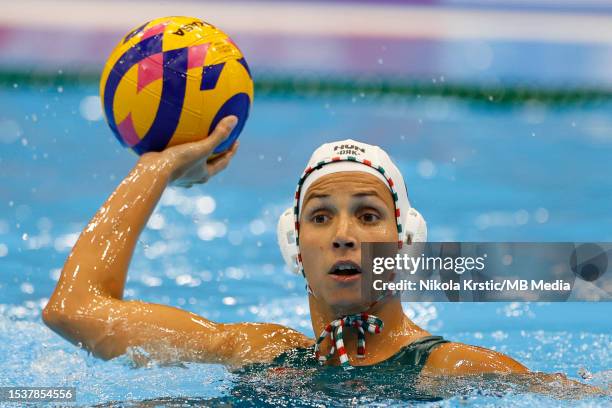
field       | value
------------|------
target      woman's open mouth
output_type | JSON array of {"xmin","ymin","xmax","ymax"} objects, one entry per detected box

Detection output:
[{"xmin": 328, "ymin": 261, "xmax": 362, "ymax": 282}]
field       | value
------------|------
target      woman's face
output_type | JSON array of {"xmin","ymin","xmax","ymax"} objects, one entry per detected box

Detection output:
[{"xmin": 299, "ymin": 172, "xmax": 398, "ymax": 314}]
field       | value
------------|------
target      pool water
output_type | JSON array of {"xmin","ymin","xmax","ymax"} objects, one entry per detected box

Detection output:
[{"xmin": 0, "ymin": 85, "xmax": 611, "ymax": 406}]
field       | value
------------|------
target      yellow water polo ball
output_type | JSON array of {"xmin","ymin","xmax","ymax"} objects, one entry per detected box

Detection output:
[{"xmin": 100, "ymin": 16, "xmax": 254, "ymax": 155}]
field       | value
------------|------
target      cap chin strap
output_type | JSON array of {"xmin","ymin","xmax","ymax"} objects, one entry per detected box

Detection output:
[{"xmin": 314, "ymin": 313, "xmax": 383, "ymax": 369}]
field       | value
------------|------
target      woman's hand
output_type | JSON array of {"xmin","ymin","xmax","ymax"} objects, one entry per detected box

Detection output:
[{"xmin": 138, "ymin": 115, "xmax": 240, "ymax": 188}]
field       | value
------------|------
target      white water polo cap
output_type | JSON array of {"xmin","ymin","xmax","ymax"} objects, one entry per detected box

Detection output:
[{"xmin": 277, "ymin": 139, "xmax": 428, "ymax": 275}]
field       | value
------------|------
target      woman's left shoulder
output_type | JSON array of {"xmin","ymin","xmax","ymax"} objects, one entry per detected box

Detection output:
[{"xmin": 422, "ymin": 341, "xmax": 529, "ymax": 375}]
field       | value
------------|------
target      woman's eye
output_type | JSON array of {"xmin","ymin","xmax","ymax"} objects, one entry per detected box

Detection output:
[
  {"xmin": 312, "ymin": 214, "xmax": 329, "ymax": 224},
  {"xmin": 360, "ymin": 213, "xmax": 380, "ymax": 223}
]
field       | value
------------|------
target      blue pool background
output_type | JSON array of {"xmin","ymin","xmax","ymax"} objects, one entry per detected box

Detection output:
[
  {"xmin": 0, "ymin": 83, "xmax": 611, "ymax": 406},
  {"xmin": 1, "ymin": 0, "xmax": 612, "ymax": 405}
]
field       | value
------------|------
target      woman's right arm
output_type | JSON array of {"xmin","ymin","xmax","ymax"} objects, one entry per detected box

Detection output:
[{"xmin": 43, "ymin": 117, "xmax": 312, "ymax": 365}]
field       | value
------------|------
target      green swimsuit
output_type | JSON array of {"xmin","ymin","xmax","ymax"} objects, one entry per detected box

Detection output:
[
  {"xmin": 272, "ymin": 335, "xmax": 449, "ymax": 372},
  {"xmin": 208, "ymin": 336, "xmax": 452, "ymax": 405}
]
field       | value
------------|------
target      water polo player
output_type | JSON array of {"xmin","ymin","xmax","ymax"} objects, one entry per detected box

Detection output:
[{"xmin": 42, "ymin": 117, "xmax": 603, "ymax": 391}]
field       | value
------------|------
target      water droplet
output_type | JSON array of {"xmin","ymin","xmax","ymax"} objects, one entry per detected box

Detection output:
[
  {"xmin": 196, "ymin": 196, "xmax": 216, "ymax": 215},
  {"xmin": 222, "ymin": 296, "xmax": 236, "ymax": 306},
  {"xmin": 20, "ymin": 282, "xmax": 34, "ymax": 294},
  {"xmin": 79, "ymin": 95, "xmax": 103, "ymax": 121},
  {"xmin": 417, "ymin": 159, "xmax": 436, "ymax": 179},
  {"xmin": 249, "ymin": 219, "xmax": 266, "ymax": 236},
  {"xmin": 534, "ymin": 208, "xmax": 549, "ymax": 223}
]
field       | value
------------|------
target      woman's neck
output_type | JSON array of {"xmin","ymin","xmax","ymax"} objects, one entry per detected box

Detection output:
[{"xmin": 309, "ymin": 296, "xmax": 428, "ymax": 366}]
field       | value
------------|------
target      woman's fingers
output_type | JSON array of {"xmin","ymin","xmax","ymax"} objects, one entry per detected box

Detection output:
[
  {"xmin": 172, "ymin": 141, "xmax": 238, "ymax": 188},
  {"xmin": 166, "ymin": 116, "xmax": 239, "ymax": 187},
  {"xmin": 206, "ymin": 141, "xmax": 239, "ymax": 177},
  {"xmin": 195, "ymin": 116, "xmax": 238, "ymax": 157},
  {"xmin": 168, "ymin": 116, "xmax": 237, "ymax": 163}
]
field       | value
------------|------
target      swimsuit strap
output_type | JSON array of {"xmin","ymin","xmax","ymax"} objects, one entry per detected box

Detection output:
[
  {"xmin": 314, "ymin": 313, "xmax": 383, "ymax": 369},
  {"xmin": 390, "ymin": 335, "xmax": 450, "ymax": 371}
]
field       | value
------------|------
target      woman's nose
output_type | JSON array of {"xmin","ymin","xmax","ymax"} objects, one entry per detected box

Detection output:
[
  {"xmin": 332, "ymin": 215, "xmax": 356, "ymax": 249},
  {"xmin": 333, "ymin": 238, "xmax": 355, "ymax": 249}
]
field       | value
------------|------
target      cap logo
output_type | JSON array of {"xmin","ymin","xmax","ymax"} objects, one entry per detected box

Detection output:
[{"xmin": 333, "ymin": 144, "xmax": 366, "ymax": 156}]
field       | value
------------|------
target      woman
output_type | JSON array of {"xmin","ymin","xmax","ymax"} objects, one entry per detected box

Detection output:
[{"xmin": 42, "ymin": 116, "xmax": 598, "ymax": 392}]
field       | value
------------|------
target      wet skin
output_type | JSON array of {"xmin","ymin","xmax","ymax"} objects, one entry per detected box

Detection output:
[{"xmin": 40, "ymin": 116, "xmax": 607, "ymax": 396}]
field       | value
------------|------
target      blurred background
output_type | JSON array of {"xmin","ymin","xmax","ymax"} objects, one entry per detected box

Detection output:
[
  {"xmin": 6, "ymin": 0, "xmax": 612, "ymax": 89},
  {"xmin": 0, "ymin": 1, "xmax": 611, "ymax": 406}
]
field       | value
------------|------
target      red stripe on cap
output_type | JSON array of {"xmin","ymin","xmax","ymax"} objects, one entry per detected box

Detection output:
[
  {"xmin": 295, "ymin": 222, "xmax": 300, "ymax": 230},
  {"xmin": 395, "ymin": 208, "xmax": 400, "ymax": 217},
  {"xmin": 337, "ymin": 346, "xmax": 346, "ymax": 355},
  {"xmin": 332, "ymin": 156, "xmax": 341, "ymax": 161},
  {"xmin": 387, "ymin": 178, "xmax": 394, "ymax": 187},
  {"xmin": 363, "ymin": 159, "xmax": 371, "ymax": 166},
  {"xmin": 375, "ymin": 326, "xmax": 381, "ymax": 334},
  {"xmin": 357, "ymin": 346, "xmax": 365, "ymax": 354}
]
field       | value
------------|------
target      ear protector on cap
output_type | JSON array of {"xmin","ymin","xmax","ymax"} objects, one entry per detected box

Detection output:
[
  {"xmin": 277, "ymin": 203, "xmax": 428, "ymax": 275},
  {"xmin": 277, "ymin": 207, "xmax": 301, "ymax": 274}
]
